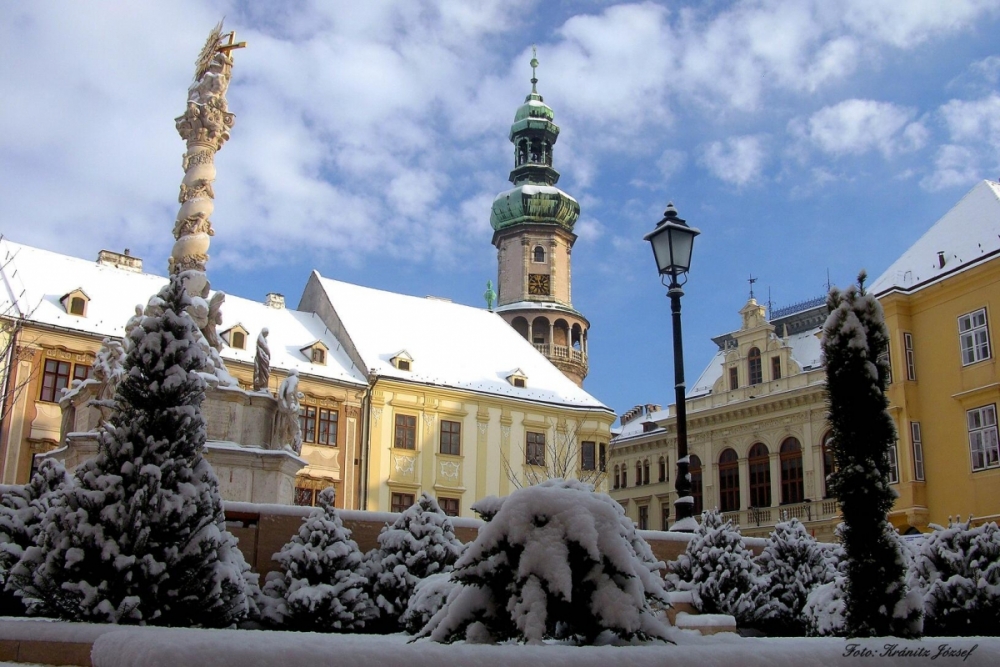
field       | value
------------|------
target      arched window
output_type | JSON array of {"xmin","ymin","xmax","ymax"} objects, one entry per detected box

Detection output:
[
  {"xmin": 749, "ymin": 443, "xmax": 771, "ymax": 508},
  {"xmin": 533, "ymin": 245, "xmax": 545, "ymax": 263},
  {"xmin": 621, "ymin": 466, "xmax": 627, "ymax": 489},
  {"xmin": 658, "ymin": 456, "xmax": 667, "ymax": 483},
  {"xmin": 718, "ymin": 448, "xmax": 740, "ymax": 512},
  {"xmin": 748, "ymin": 347, "xmax": 762, "ymax": 385},
  {"xmin": 689, "ymin": 455, "xmax": 703, "ymax": 516},
  {"xmin": 822, "ymin": 432, "xmax": 836, "ymax": 499},
  {"xmin": 613, "ymin": 465, "xmax": 620, "ymax": 489},
  {"xmin": 643, "ymin": 459, "xmax": 650, "ymax": 485},
  {"xmin": 780, "ymin": 437, "xmax": 804, "ymax": 504},
  {"xmin": 635, "ymin": 460, "xmax": 643, "ymax": 486}
]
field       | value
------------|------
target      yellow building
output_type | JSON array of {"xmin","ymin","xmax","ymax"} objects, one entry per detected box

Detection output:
[
  {"xmin": 299, "ymin": 273, "xmax": 615, "ymax": 517},
  {"xmin": 610, "ymin": 296, "xmax": 840, "ymax": 540},
  {"xmin": 871, "ymin": 179, "xmax": 1000, "ymax": 532}
]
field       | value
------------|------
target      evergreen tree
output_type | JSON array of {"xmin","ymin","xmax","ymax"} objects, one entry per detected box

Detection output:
[
  {"xmin": 0, "ymin": 459, "xmax": 70, "ymax": 614},
  {"xmin": 911, "ymin": 519, "xmax": 1000, "ymax": 636},
  {"xmin": 9, "ymin": 276, "xmax": 250, "ymax": 626},
  {"xmin": 369, "ymin": 492, "xmax": 464, "ymax": 629},
  {"xmin": 419, "ymin": 479, "xmax": 670, "ymax": 645},
  {"xmin": 752, "ymin": 518, "xmax": 837, "ymax": 635},
  {"xmin": 261, "ymin": 487, "xmax": 376, "ymax": 632},
  {"xmin": 666, "ymin": 509, "xmax": 758, "ymax": 626},
  {"xmin": 821, "ymin": 272, "xmax": 921, "ymax": 637}
]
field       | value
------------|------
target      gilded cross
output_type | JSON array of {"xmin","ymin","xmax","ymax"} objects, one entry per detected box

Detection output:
[{"xmin": 218, "ymin": 30, "xmax": 247, "ymax": 55}]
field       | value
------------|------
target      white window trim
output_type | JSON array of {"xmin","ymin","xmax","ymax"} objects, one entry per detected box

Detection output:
[
  {"xmin": 887, "ymin": 442, "xmax": 899, "ymax": 484},
  {"xmin": 904, "ymin": 332, "xmax": 916, "ymax": 381},
  {"xmin": 968, "ymin": 404, "xmax": 999, "ymax": 472},
  {"xmin": 910, "ymin": 421, "xmax": 924, "ymax": 481},
  {"xmin": 959, "ymin": 308, "xmax": 991, "ymax": 366}
]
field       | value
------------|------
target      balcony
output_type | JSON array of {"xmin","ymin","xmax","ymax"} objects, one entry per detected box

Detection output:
[
  {"xmin": 532, "ymin": 342, "xmax": 586, "ymax": 365},
  {"xmin": 720, "ymin": 498, "xmax": 840, "ymax": 533}
]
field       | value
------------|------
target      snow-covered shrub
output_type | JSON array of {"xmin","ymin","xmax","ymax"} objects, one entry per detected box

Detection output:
[
  {"xmin": 753, "ymin": 518, "xmax": 837, "ymax": 635},
  {"xmin": 419, "ymin": 479, "xmax": 670, "ymax": 645},
  {"xmin": 911, "ymin": 520, "xmax": 1000, "ymax": 636},
  {"xmin": 666, "ymin": 509, "xmax": 758, "ymax": 626},
  {"xmin": 401, "ymin": 572, "xmax": 460, "ymax": 635},
  {"xmin": 803, "ymin": 575, "xmax": 847, "ymax": 637},
  {"xmin": 9, "ymin": 276, "xmax": 251, "ymax": 626},
  {"xmin": 261, "ymin": 487, "xmax": 376, "ymax": 632},
  {"xmin": 0, "ymin": 459, "xmax": 70, "ymax": 614},
  {"xmin": 822, "ymin": 273, "xmax": 921, "ymax": 638},
  {"xmin": 369, "ymin": 492, "xmax": 465, "ymax": 630}
]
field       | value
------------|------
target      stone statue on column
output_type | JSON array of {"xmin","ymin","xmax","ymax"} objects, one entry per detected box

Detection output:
[{"xmin": 254, "ymin": 328, "xmax": 271, "ymax": 392}]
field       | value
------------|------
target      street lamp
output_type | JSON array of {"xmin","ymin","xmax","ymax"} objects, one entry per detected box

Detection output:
[{"xmin": 643, "ymin": 202, "xmax": 700, "ymax": 531}]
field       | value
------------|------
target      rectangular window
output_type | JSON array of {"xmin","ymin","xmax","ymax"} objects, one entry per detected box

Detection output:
[
  {"xmin": 39, "ymin": 359, "xmax": 72, "ymax": 403},
  {"xmin": 440, "ymin": 420, "xmax": 461, "ymax": 455},
  {"xmin": 959, "ymin": 308, "xmax": 991, "ymax": 365},
  {"xmin": 317, "ymin": 409, "xmax": 338, "ymax": 446},
  {"xmin": 391, "ymin": 492, "xmax": 415, "ymax": 513},
  {"xmin": 771, "ymin": 356, "xmax": 781, "ymax": 380},
  {"xmin": 878, "ymin": 346, "xmax": 892, "ymax": 384},
  {"xmin": 599, "ymin": 443, "xmax": 606, "ymax": 472},
  {"xmin": 73, "ymin": 364, "xmax": 91, "ymax": 382},
  {"xmin": 394, "ymin": 414, "xmax": 416, "ymax": 450},
  {"xmin": 526, "ymin": 431, "xmax": 545, "ymax": 466},
  {"xmin": 887, "ymin": 442, "xmax": 899, "ymax": 484},
  {"xmin": 293, "ymin": 487, "xmax": 315, "ymax": 506},
  {"xmin": 911, "ymin": 421, "xmax": 925, "ymax": 481},
  {"xmin": 638, "ymin": 505, "xmax": 649, "ymax": 530},
  {"xmin": 904, "ymin": 332, "xmax": 916, "ymax": 381},
  {"xmin": 439, "ymin": 497, "xmax": 460, "ymax": 517},
  {"xmin": 660, "ymin": 503, "xmax": 670, "ymax": 531},
  {"xmin": 968, "ymin": 405, "xmax": 999, "ymax": 471},
  {"xmin": 729, "ymin": 367, "xmax": 739, "ymax": 391},
  {"xmin": 299, "ymin": 406, "xmax": 317, "ymax": 444},
  {"xmin": 581, "ymin": 441, "xmax": 596, "ymax": 471}
]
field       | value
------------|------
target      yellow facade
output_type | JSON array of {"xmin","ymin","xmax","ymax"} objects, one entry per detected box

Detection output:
[{"xmin": 880, "ymin": 257, "xmax": 1000, "ymax": 531}]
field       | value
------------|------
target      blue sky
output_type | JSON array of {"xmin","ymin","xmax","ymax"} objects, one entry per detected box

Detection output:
[{"xmin": 2, "ymin": 1, "xmax": 999, "ymax": 420}]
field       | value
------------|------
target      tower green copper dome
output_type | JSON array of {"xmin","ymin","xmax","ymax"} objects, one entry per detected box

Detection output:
[{"xmin": 490, "ymin": 50, "xmax": 579, "ymax": 232}]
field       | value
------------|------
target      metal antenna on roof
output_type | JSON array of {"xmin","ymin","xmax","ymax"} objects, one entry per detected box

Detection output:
[{"xmin": 825, "ymin": 269, "xmax": 832, "ymax": 293}]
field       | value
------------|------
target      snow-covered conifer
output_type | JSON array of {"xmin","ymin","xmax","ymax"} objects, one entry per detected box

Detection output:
[
  {"xmin": 911, "ymin": 520, "xmax": 1000, "ymax": 636},
  {"xmin": 9, "ymin": 276, "xmax": 250, "ymax": 626},
  {"xmin": 401, "ymin": 572, "xmax": 459, "ymax": 635},
  {"xmin": 261, "ymin": 487, "xmax": 375, "ymax": 632},
  {"xmin": 753, "ymin": 518, "xmax": 837, "ymax": 635},
  {"xmin": 666, "ymin": 509, "xmax": 758, "ymax": 626},
  {"xmin": 419, "ymin": 479, "xmax": 670, "ymax": 645},
  {"xmin": 370, "ymin": 492, "xmax": 464, "ymax": 629},
  {"xmin": 821, "ymin": 272, "xmax": 921, "ymax": 637}
]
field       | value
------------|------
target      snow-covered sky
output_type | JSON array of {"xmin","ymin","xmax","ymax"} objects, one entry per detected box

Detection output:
[{"xmin": 2, "ymin": 1, "xmax": 999, "ymax": 419}]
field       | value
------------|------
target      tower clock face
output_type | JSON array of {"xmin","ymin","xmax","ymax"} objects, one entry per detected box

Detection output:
[{"xmin": 528, "ymin": 273, "xmax": 551, "ymax": 296}]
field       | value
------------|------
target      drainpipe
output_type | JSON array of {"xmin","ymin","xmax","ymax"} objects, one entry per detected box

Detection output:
[
  {"xmin": 0, "ymin": 327, "xmax": 20, "ymax": 480},
  {"xmin": 359, "ymin": 369, "xmax": 378, "ymax": 511}
]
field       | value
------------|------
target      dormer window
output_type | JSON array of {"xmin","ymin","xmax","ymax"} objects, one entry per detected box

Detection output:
[
  {"xmin": 390, "ymin": 350, "xmax": 414, "ymax": 372},
  {"xmin": 60, "ymin": 289, "xmax": 90, "ymax": 317},
  {"xmin": 533, "ymin": 245, "xmax": 545, "ymax": 263},
  {"xmin": 301, "ymin": 341, "xmax": 329, "ymax": 366},
  {"xmin": 222, "ymin": 324, "xmax": 250, "ymax": 350},
  {"xmin": 506, "ymin": 368, "xmax": 528, "ymax": 388}
]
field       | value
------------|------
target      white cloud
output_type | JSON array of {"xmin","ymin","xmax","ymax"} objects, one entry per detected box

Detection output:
[
  {"xmin": 839, "ymin": 0, "xmax": 1000, "ymax": 49},
  {"xmin": 657, "ymin": 149, "xmax": 687, "ymax": 182},
  {"xmin": 699, "ymin": 136, "xmax": 768, "ymax": 186},
  {"xmin": 920, "ymin": 144, "xmax": 981, "ymax": 191},
  {"xmin": 939, "ymin": 94, "xmax": 1000, "ymax": 144},
  {"xmin": 793, "ymin": 99, "xmax": 927, "ymax": 158}
]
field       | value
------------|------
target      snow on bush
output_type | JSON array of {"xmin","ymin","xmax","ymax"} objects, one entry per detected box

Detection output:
[
  {"xmin": 911, "ymin": 519, "xmax": 1000, "ymax": 636},
  {"xmin": 753, "ymin": 518, "xmax": 838, "ymax": 636},
  {"xmin": 368, "ymin": 492, "xmax": 465, "ymax": 630},
  {"xmin": 666, "ymin": 509, "xmax": 758, "ymax": 626},
  {"xmin": 9, "ymin": 276, "xmax": 251, "ymax": 627},
  {"xmin": 0, "ymin": 459, "xmax": 70, "ymax": 615},
  {"xmin": 400, "ymin": 572, "xmax": 460, "ymax": 635},
  {"xmin": 261, "ymin": 487, "xmax": 376, "ymax": 632},
  {"xmin": 418, "ymin": 479, "xmax": 671, "ymax": 645},
  {"xmin": 822, "ymin": 273, "xmax": 921, "ymax": 638}
]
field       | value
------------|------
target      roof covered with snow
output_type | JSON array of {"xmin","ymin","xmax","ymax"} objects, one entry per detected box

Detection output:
[
  {"xmin": 0, "ymin": 239, "xmax": 367, "ymax": 386},
  {"xmin": 871, "ymin": 179, "xmax": 1000, "ymax": 296},
  {"xmin": 306, "ymin": 273, "xmax": 611, "ymax": 411}
]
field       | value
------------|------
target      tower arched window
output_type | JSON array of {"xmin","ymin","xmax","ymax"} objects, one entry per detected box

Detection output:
[
  {"xmin": 658, "ymin": 456, "xmax": 666, "ymax": 482},
  {"xmin": 635, "ymin": 460, "xmax": 642, "ymax": 486},
  {"xmin": 780, "ymin": 437, "xmax": 804, "ymax": 504},
  {"xmin": 689, "ymin": 455, "xmax": 703, "ymax": 516},
  {"xmin": 748, "ymin": 347, "xmax": 763, "ymax": 385},
  {"xmin": 621, "ymin": 466, "xmax": 627, "ymax": 489},
  {"xmin": 748, "ymin": 443, "xmax": 771, "ymax": 508},
  {"xmin": 533, "ymin": 245, "xmax": 545, "ymax": 263},
  {"xmin": 643, "ymin": 459, "xmax": 650, "ymax": 485},
  {"xmin": 718, "ymin": 448, "xmax": 740, "ymax": 512}
]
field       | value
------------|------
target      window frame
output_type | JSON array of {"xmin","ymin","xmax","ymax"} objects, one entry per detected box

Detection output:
[
  {"xmin": 580, "ymin": 441, "xmax": 596, "ymax": 471},
  {"xmin": 294, "ymin": 487, "xmax": 316, "ymax": 507},
  {"xmin": 911, "ymin": 421, "xmax": 925, "ymax": 481},
  {"xmin": 771, "ymin": 356, "xmax": 781, "ymax": 381},
  {"xmin": 638, "ymin": 505, "xmax": 649, "ymax": 530},
  {"xmin": 748, "ymin": 347, "xmax": 762, "ymax": 385},
  {"xmin": 394, "ymin": 414, "xmax": 417, "ymax": 450},
  {"xmin": 440, "ymin": 419, "xmax": 461, "ymax": 456},
  {"xmin": 748, "ymin": 443, "xmax": 771, "ymax": 508},
  {"xmin": 39, "ymin": 358, "xmax": 81, "ymax": 403},
  {"xmin": 299, "ymin": 406, "xmax": 317, "ymax": 444},
  {"xmin": 887, "ymin": 441, "xmax": 900, "ymax": 484},
  {"xmin": 438, "ymin": 497, "xmax": 460, "ymax": 517},
  {"xmin": 968, "ymin": 404, "xmax": 999, "ymax": 471},
  {"xmin": 729, "ymin": 366, "xmax": 739, "ymax": 391},
  {"xmin": 779, "ymin": 437, "xmax": 804, "ymax": 504},
  {"xmin": 660, "ymin": 503, "xmax": 671, "ymax": 531},
  {"xmin": 959, "ymin": 308, "xmax": 991, "ymax": 366},
  {"xmin": 317, "ymin": 408, "xmax": 338, "ymax": 446},
  {"xmin": 904, "ymin": 332, "xmax": 916, "ymax": 381},
  {"xmin": 526, "ymin": 431, "xmax": 546, "ymax": 466},
  {"xmin": 391, "ymin": 492, "xmax": 415, "ymax": 513},
  {"xmin": 718, "ymin": 448, "xmax": 740, "ymax": 512},
  {"xmin": 658, "ymin": 456, "xmax": 667, "ymax": 483},
  {"xmin": 643, "ymin": 459, "xmax": 650, "ymax": 485},
  {"xmin": 613, "ymin": 464, "xmax": 620, "ymax": 489},
  {"xmin": 532, "ymin": 245, "xmax": 545, "ymax": 263}
]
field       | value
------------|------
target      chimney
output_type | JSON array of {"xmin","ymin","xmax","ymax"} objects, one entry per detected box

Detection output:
[
  {"xmin": 265, "ymin": 293, "xmax": 285, "ymax": 309},
  {"xmin": 97, "ymin": 249, "xmax": 143, "ymax": 273}
]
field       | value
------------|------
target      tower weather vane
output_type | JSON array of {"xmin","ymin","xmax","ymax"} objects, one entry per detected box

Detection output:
[
  {"xmin": 748, "ymin": 273, "xmax": 757, "ymax": 300},
  {"xmin": 530, "ymin": 45, "xmax": 538, "ymax": 92}
]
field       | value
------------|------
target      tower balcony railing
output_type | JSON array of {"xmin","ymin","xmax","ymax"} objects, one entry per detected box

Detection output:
[{"xmin": 532, "ymin": 343, "xmax": 587, "ymax": 365}]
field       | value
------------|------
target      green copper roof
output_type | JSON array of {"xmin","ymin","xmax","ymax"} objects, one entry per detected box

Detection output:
[{"xmin": 490, "ymin": 184, "xmax": 580, "ymax": 231}]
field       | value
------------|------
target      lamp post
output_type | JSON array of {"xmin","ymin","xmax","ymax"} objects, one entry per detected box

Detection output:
[{"xmin": 643, "ymin": 202, "xmax": 700, "ymax": 531}]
